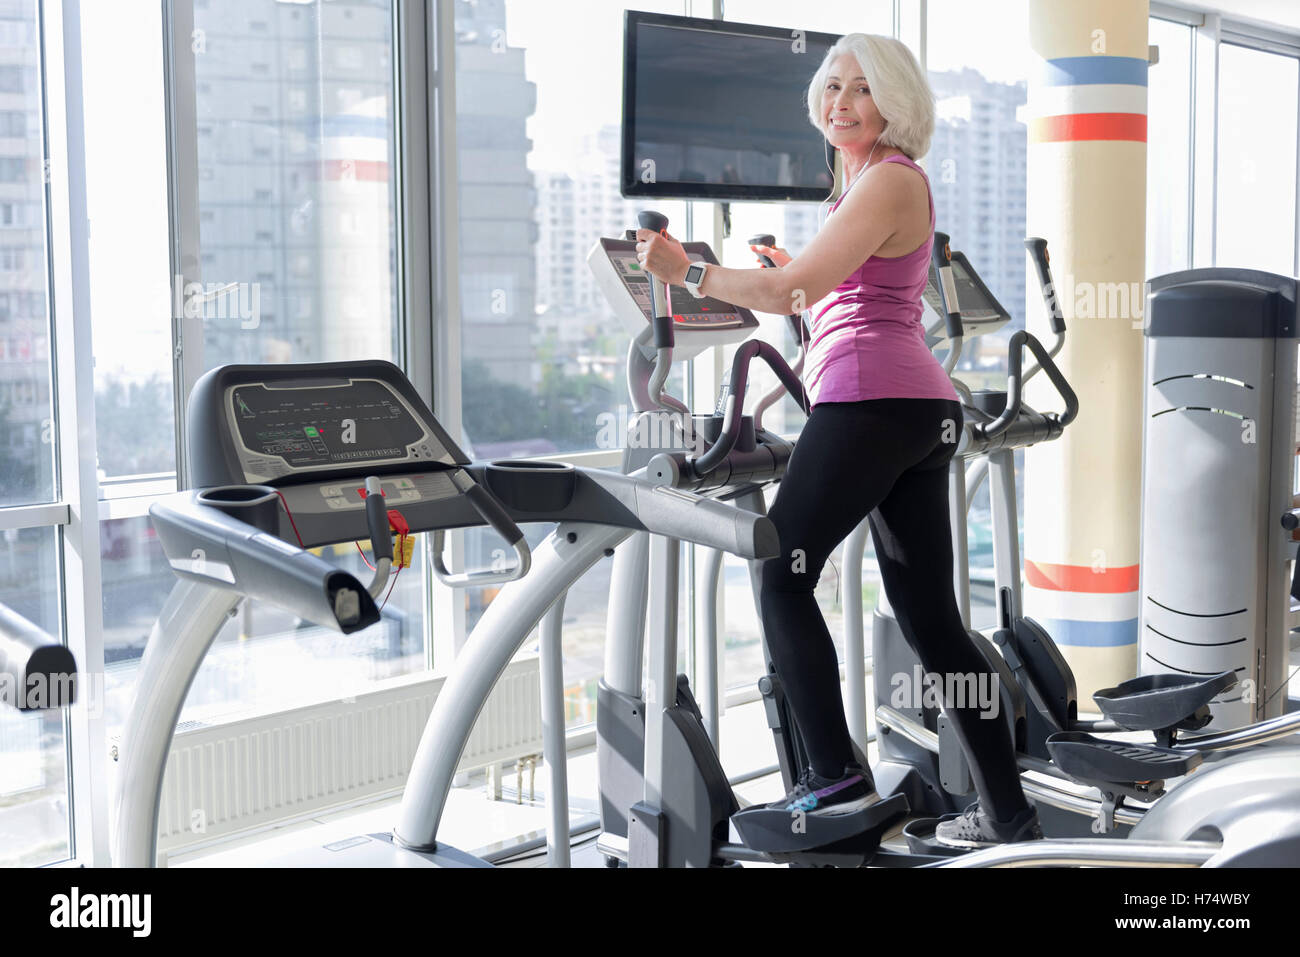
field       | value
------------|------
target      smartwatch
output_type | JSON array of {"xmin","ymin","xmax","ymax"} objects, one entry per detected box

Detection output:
[{"xmin": 682, "ymin": 261, "xmax": 708, "ymax": 298}]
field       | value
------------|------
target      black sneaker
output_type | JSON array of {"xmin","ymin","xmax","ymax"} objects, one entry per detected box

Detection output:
[
  {"xmin": 934, "ymin": 802, "xmax": 1043, "ymax": 849},
  {"xmin": 773, "ymin": 764, "xmax": 878, "ymax": 816}
]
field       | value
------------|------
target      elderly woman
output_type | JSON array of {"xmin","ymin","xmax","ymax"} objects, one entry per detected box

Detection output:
[{"xmin": 636, "ymin": 33, "xmax": 1040, "ymax": 848}]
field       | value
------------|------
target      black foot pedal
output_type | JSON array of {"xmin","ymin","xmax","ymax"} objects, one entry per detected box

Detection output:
[{"xmin": 732, "ymin": 793, "xmax": 909, "ymax": 856}]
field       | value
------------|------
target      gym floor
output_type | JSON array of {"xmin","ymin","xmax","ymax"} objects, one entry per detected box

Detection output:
[{"xmin": 171, "ymin": 635, "xmax": 1300, "ymax": 868}]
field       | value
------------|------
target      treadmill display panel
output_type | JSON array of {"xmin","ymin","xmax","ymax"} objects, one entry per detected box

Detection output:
[{"xmin": 228, "ymin": 378, "xmax": 433, "ymax": 478}]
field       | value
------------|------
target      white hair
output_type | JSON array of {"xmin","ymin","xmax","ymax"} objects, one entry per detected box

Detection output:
[{"xmin": 806, "ymin": 33, "xmax": 935, "ymax": 160}]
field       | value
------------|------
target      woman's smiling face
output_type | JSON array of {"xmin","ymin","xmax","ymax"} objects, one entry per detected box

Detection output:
[{"xmin": 821, "ymin": 52, "xmax": 885, "ymax": 150}]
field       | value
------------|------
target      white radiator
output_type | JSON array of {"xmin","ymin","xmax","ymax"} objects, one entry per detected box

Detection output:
[{"xmin": 147, "ymin": 656, "xmax": 542, "ymax": 857}]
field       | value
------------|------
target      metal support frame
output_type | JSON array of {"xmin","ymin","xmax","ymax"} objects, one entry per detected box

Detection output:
[
  {"xmin": 113, "ymin": 579, "xmax": 242, "ymax": 866},
  {"xmin": 949, "ymin": 461, "xmax": 971, "ymax": 628},
  {"xmin": 44, "ymin": 0, "xmax": 110, "ymax": 866},
  {"xmin": 987, "ymin": 448, "xmax": 1022, "ymax": 623},
  {"xmin": 695, "ymin": 546, "xmax": 724, "ymax": 747},
  {"xmin": 603, "ymin": 532, "xmax": 650, "ymax": 696},
  {"xmin": 395, "ymin": 522, "xmax": 629, "ymax": 849},
  {"xmin": 642, "ymin": 534, "xmax": 681, "ymax": 811},
  {"xmin": 841, "ymin": 519, "xmax": 871, "ymax": 754},
  {"xmin": 537, "ymin": 596, "xmax": 570, "ymax": 867}
]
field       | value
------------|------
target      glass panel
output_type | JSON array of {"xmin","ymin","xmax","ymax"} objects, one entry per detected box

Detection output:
[
  {"xmin": 549, "ymin": 554, "xmax": 615, "ymax": 729},
  {"xmin": 927, "ymin": 0, "xmax": 1029, "ymax": 326},
  {"xmin": 1146, "ymin": 17, "xmax": 1193, "ymax": 278},
  {"xmin": 98, "ymin": 1, "xmax": 419, "ymax": 738},
  {"xmin": 964, "ymin": 448, "xmax": 1025, "ymax": 632},
  {"xmin": 0, "ymin": 0, "xmax": 54, "ymax": 507},
  {"xmin": 461, "ymin": 520, "xmax": 691, "ymax": 732},
  {"xmin": 0, "ymin": 526, "xmax": 69, "ymax": 865},
  {"xmin": 721, "ymin": 0, "xmax": 892, "ymax": 37},
  {"xmin": 190, "ymin": 0, "xmax": 400, "ymax": 370},
  {"xmin": 81, "ymin": 0, "xmax": 176, "ymax": 487},
  {"xmin": 927, "ymin": 0, "xmax": 1029, "ymax": 629},
  {"xmin": 455, "ymin": 0, "xmax": 689, "ymax": 456},
  {"xmin": 1216, "ymin": 43, "xmax": 1299, "ymax": 276},
  {"xmin": 102, "ymin": 515, "xmax": 429, "ymax": 740},
  {"xmin": 718, "ymin": 480, "xmax": 864, "ymax": 694}
]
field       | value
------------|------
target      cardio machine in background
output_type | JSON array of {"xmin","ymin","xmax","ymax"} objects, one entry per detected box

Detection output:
[{"xmin": 869, "ymin": 235, "xmax": 1300, "ymax": 862}]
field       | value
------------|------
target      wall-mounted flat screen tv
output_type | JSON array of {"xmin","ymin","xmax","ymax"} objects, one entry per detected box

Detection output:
[{"xmin": 622, "ymin": 11, "xmax": 840, "ymax": 202}]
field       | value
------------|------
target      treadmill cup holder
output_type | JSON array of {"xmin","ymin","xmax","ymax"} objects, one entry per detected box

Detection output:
[
  {"xmin": 485, "ymin": 460, "xmax": 577, "ymax": 513},
  {"xmin": 195, "ymin": 485, "xmax": 281, "ymax": 534}
]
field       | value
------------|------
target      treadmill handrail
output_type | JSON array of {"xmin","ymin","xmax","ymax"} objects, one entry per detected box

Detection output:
[
  {"xmin": 429, "ymin": 468, "xmax": 532, "ymax": 587},
  {"xmin": 150, "ymin": 492, "xmax": 382, "ymax": 634},
  {"xmin": 0, "ymin": 603, "xmax": 77, "ymax": 711}
]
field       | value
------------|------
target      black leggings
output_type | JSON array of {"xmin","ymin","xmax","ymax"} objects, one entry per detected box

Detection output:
[{"xmin": 759, "ymin": 397, "xmax": 1029, "ymax": 822}]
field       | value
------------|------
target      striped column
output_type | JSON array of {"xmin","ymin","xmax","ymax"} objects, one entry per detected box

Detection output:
[{"xmin": 1023, "ymin": 1, "xmax": 1149, "ymax": 700}]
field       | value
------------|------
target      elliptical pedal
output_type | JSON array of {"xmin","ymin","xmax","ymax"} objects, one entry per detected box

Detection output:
[
  {"xmin": 1092, "ymin": 672, "xmax": 1237, "ymax": 740},
  {"xmin": 1047, "ymin": 730, "xmax": 1206, "ymax": 833},
  {"xmin": 1047, "ymin": 731, "xmax": 1203, "ymax": 784},
  {"xmin": 731, "ymin": 792, "xmax": 909, "ymax": 862}
]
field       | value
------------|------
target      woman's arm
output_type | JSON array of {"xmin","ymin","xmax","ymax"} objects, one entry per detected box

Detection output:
[{"xmin": 637, "ymin": 162, "xmax": 919, "ymax": 316}]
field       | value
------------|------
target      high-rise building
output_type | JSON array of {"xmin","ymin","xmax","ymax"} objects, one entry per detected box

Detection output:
[
  {"xmin": 0, "ymin": 0, "xmax": 50, "ymax": 505},
  {"xmin": 190, "ymin": 0, "xmax": 398, "ymax": 368},
  {"xmin": 928, "ymin": 68, "xmax": 1029, "ymax": 329},
  {"xmin": 455, "ymin": 0, "xmax": 538, "ymax": 386},
  {"xmin": 533, "ymin": 125, "xmax": 635, "ymax": 377}
]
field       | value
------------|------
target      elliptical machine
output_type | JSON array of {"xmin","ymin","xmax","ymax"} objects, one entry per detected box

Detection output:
[
  {"xmin": 870, "ymin": 236, "xmax": 1300, "ymax": 851},
  {"xmin": 588, "ymin": 211, "xmax": 908, "ymax": 866},
  {"xmin": 584, "ymin": 215, "xmax": 1300, "ymax": 868}
]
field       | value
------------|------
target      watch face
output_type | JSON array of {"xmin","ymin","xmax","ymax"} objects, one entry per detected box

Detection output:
[{"xmin": 686, "ymin": 264, "xmax": 705, "ymax": 284}]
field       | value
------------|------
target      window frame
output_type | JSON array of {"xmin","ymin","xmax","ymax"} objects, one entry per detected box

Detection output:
[
  {"xmin": 40, "ymin": 0, "xmax": 1300, "ymax": 865},
  {"xmin": 1152, "ymin": 1, "xmax": 1300, "ymax": 275},
  {"xmin": 30, "ymin": 0, "xmax": 111, "ymax": 867}
]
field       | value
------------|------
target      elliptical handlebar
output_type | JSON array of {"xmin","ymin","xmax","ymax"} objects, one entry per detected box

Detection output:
[
  {"xmin": 931, "ymin": 232, "xmax": 965, "ymax": 342},
  {"xmin": 628, "ymin": 210, "xmax": 675, "ymax": 352},
  {"xmin": 1025, "ymin": 237, "xmax": 1066, "ymax": 336},
  {"xmin": 690, "ymin": 339, "xmax": 809, "ymax": 477},
  {"xmin": 1023, "ymin": 237, "xmax": 1067, "ymax": 383},
  {"xmin": 748, "ymin": 231, "xmax": 806, "ymax": 346},
  {"xmin": 625, "ymin": 211, "xmax": 684, "ymax": 413},
  {"xmin": 930, "ymin": 232, "xmax": 965, "ymax": 375},
  {"xmin": 746, "ymin": 231, "xmax": 809, "ymax": 432},
  {"xmin": 747, "ymin": 232, "xmax": 779, "ymax": 269},
  {"xmin": 976, "ymin": 329, "xmax": 1080, "ymax": 440}
]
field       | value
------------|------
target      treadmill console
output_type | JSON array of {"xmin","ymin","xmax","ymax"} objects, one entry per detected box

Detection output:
[
  {"xmin": 186, "ymin": 361, "xmax": 476, "ymax": 548},
  {"xmin": 226, "ymin": 377, "xmax": 451, "ymax": 484}
]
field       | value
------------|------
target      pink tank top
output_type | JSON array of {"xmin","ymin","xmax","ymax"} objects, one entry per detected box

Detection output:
[{"xmin": 804, "ymin": 153, "xmax": 958, "ymax": 406}]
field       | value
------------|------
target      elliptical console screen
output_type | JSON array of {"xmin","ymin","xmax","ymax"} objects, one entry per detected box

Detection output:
[
  {"xmin": 227, "ymin": 379, "xmax": 438, "ymax": 479},
  {"xmin": 922, "ymin": 253, "xmax": 1010, "ymax": 329},
  {"xmin": 603, "ymin": 240, "xmax": 745, "ymax": 329}
]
